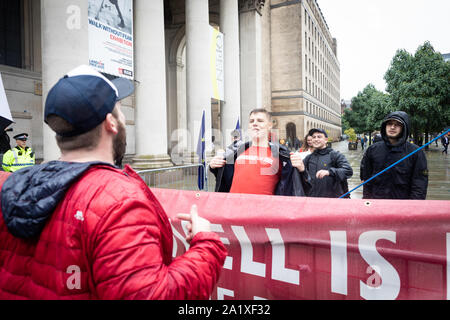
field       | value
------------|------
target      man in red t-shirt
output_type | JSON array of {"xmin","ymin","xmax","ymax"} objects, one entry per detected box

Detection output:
[{"xmin": 210, "ymin": 109, "xmax": 310, "ymax": 196}]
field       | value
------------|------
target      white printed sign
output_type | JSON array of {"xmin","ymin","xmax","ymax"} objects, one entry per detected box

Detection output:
[{"xmin": 88, "ymin": 0, "xmax": 134, "ymax": 79}]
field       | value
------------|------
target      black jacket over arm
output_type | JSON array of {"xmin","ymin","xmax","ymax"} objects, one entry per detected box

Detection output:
[{"xmin": 303, "ymin": 148, "xmax": 353, "ymax": 198}]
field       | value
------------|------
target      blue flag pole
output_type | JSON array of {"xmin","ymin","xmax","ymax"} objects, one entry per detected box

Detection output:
[
  {"xmin": 196, "ymin": 111, "xmax": 206, "ymax": 190},
  {"xmin": 339, "ymin": 129, "xmax": 450, "ymax": 199},
  {"xmin": 236, "ymin": 118, "xmax": 242, "ymax": 141}
]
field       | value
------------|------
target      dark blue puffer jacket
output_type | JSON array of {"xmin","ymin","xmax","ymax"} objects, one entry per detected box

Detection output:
[{"xmin": 1, "ymin": 161, "xmax": 113, "ymax": 239}]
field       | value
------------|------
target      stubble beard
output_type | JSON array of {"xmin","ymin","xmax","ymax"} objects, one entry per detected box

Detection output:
[{"xmin": 113, "ymin": 121, "xmax": 127, "ymax": 167}]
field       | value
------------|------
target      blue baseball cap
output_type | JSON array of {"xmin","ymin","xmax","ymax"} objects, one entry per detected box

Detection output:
[{"xmin": 44, "ymin": 65, "xmax": 134, "ymax": 137}]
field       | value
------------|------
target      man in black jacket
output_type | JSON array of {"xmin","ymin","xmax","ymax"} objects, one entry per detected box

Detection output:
[
  {"xmin": 303, "ymin": 128, "xmax": 353, "ymax": 198},
  {"xmin": 360, "ymin": 111, "xmax": 428, "ymax": 199},
  {"xmin": 442, "ymin": 132, "xmax": 449, "ymax": 155},
  {"xmin": 209, "ymin": 109, "xmax": 311, "ymax": 196}
]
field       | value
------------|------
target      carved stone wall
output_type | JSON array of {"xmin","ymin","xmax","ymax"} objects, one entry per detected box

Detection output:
[{"xmin": 239, "ymin": 0, "xmax": 265, "ymax": 15}]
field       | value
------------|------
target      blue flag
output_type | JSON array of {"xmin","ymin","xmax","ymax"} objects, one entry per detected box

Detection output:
[
  {"xmin": 236, "ymin": 118, "xmax": 242, "ymax": 141},
  {"xmin": 196, "ymin": 111, "xmax": 206, "ymax": 190}
]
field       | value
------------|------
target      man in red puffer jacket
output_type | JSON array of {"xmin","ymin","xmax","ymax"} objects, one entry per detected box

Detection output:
[{"xmin": 0, "ymin": 65, "xmax": 227, "ymax": 300}]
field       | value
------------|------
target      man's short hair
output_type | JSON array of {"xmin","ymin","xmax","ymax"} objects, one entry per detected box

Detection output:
[
  {"xmin": 249, "ymin": 108, "xmax": 272, "ymax": 120},
  {"xmin": 46, "ymin": 107, "xmax": 121, "ymax": 152},
  {"xmin": 231, "ymin": 129, "xmax": 241, "ymax": 139}
]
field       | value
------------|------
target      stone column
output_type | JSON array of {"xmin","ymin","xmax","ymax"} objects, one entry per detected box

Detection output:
[
  {"xmin": 185, "ymin": 0, "xmax": 212, "ymax": 158},
  {"xmin": 220, "ymin": 0, "xmax": 241, "ymax": 146},
  {"xmin": 239, "ymin": 0, "xmax": 265, "ymax": 131},
  {"xmin": 133, "ymin": 0, "xmax": 172, "ymax": 169},
  {"xmin": 41, "ymin": 0, "xmax": 89, "ymax": 161}
]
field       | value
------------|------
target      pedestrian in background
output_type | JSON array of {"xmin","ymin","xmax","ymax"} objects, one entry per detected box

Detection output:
[
  {"xmin": 0, "ymin": 65, "xmax": 226, "ymax": 300},
  {"xmin": 361, "ymin": 135, "xmax": 366, "ymax": 150},
  {"xmin": 298, "ymin": 134, "xmax": 314, "ymax": 160},
  {"xmin": 442, "ymin": 132, "xmax": 449, "ymax": 155},
  {"xmin": 360, "ymin": 111, "xmax": 428, "ymax": 199},
  {"xmin": 227, "ymin": 129, "xmax": 243, "ymax": 152},
  {"xmin": 287, "ymin": 136, "xmax": 301, "ymax": 152},
  {"xmin": 373, "ymin": 132, "xmax": 382, "ymax": 144}
]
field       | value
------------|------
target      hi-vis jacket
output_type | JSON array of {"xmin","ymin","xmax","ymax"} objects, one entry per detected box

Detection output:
[{"xmin": 2, "ymin": 146, "xmax": 35, "ymax": 172}]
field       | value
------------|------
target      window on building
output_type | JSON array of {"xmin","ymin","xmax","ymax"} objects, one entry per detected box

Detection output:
[{"xmin": 0, "ymin": 0, "xmax": 22, "ymax": 68}]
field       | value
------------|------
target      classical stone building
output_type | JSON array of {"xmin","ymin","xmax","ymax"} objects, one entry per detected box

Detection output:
[{"xmin": 0, "ymin": 0, "xmax": 341, "ymax": 168}]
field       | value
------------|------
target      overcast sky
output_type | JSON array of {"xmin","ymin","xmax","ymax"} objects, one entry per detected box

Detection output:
[{"xmin": 317, "ymin": 0, "xmax": 450, "ymax": 101}]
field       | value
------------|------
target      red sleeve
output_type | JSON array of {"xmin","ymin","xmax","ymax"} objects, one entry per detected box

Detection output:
[
  {"xmin": 90, "ymin": 198, "xmax": 227, "ymax": 300},
  {"xmin": 0, "ymin": 172, "xmax": 11, "ymax": 187}
]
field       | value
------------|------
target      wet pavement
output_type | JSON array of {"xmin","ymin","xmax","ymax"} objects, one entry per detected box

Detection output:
[{"xmin": 333, "ymin": 140, "xmax": 450, "ymax": 200}]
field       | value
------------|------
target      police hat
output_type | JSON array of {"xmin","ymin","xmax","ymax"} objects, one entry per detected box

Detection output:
[{"xmin": 13, "ymin": 133, "xmax": 29, "ymax": 141}]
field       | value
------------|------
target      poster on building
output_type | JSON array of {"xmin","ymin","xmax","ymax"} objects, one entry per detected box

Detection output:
[
  {"xmin": 210, "ymin": 26, "xmax": 224, "ymax": 101},
  {"xmin": 88, "ymin": 0, "xmax": 134, "ymax": 79}
]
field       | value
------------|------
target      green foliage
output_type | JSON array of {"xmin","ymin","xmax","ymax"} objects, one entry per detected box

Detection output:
[
  {"xmin": 341, "ymin": 115, "xmax": 350, "ymax": 133},
  {"xmin": 343, "ymin": 41, "xmax": 449, "ymax": 145},
  {"xmin": 344, "ymin": 128, "xmax": 357, "ymax": 142},
  {"xmin": 342, "ymin": 84, "xmax": 390, "ymax": 135},
  {"xmin": 384, "ymin": 41, "xmax": 450, "ymax": 144}
]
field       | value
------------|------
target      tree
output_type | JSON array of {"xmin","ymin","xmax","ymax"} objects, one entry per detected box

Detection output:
[
  {"xmin": 342, "ymin": 84, "xmax": 391, "ymax": 143},
  {"xmin": 344, "ymin": 128, "xmax": 357, "ymax": 142},
  {"xmin": 384, "ymin": 41, "xmax": 450, "ymax": 145}
]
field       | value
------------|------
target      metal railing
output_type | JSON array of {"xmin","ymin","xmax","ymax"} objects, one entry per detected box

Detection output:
[{"xmin": 137, "ymin": 164, "xmax": 216, "ymax": 192}]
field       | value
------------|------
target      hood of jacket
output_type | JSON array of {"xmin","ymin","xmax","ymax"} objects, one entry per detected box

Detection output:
[
  {"xmin": 381, "ymin": 111, "xmax": 410, "ymax": 147},
  {"xmin": 1, "ymin": 161, "xmax": 115, "ymax": 239}
]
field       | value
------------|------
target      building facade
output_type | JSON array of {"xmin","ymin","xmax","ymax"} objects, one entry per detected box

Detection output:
[{"xmin": 0, "ymin": 0, "xmax": 341, "ymax": 168}]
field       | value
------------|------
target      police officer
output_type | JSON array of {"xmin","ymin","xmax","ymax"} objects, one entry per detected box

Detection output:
[{"xmin": 2, "ymin": 133, "xmax": 35, "ymax": 172}]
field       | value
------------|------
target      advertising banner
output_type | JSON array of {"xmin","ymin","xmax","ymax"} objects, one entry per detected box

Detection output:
[
  {"xmin": 210, "ymin": 27, "xmax": 224, "ymax": 101},
  {"xmin": 88, "ymin": 0, "xmax": 134, "ymax": 79},
  {"xmin": 152, "ymin": 188, "xmax": 450, "ymax": 300}
]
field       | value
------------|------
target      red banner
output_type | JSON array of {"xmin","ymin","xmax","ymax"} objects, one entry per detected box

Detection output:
[{"xmin": 152, "ymin": 188, "xmax": 450, "ymax": 300}]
